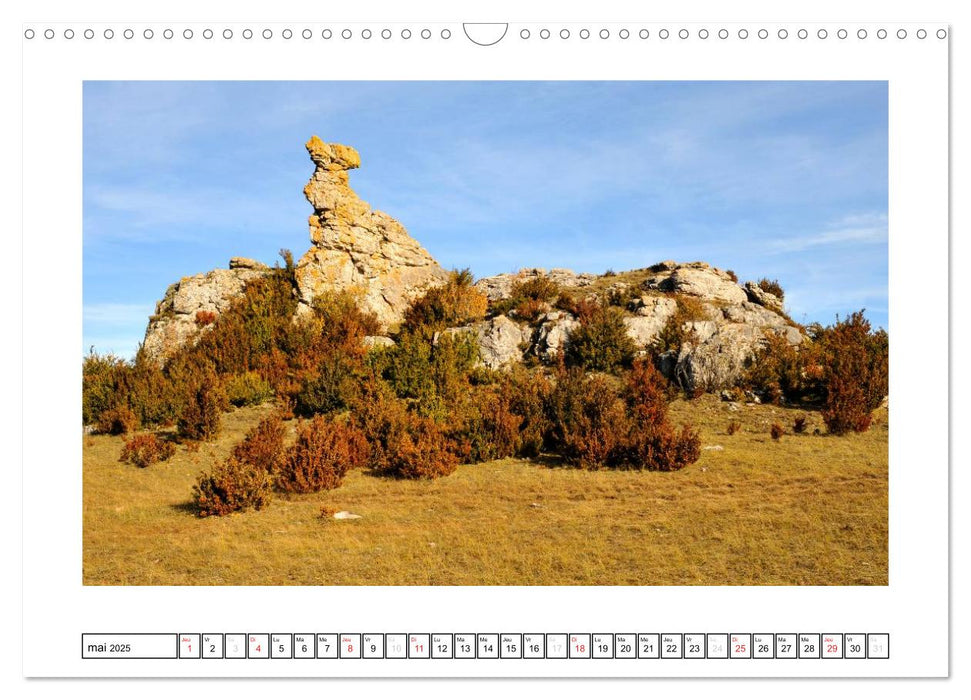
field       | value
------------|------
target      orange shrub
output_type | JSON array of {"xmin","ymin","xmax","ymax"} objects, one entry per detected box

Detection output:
[
  {"xmin": 402, "ymin": 269, "xmax": 487, "ymax": 336},
  {"xmin": 119, "ymin": 433, "xmax": 175, "ymax": 467},
  {"xmin": 727, "ymin": 420, "xmax": 741, "ymax": 435},
  {"xmin": 194, "ymin": 310, "xmax": 217, "ymax": 327},
  {"xmin": 384, "ymin": 416, "xmax": 458, "ymax": 479},
  {"xmin": 813, "ymin": 311, "xmax": 888, "ymax": 435},
  {"xmin": 96, "ymin": 405, "xmax": 139, "ymax": 435},
  {"xmin": 625, "ymin": 358, "xmax": 669, "ymax": 426},
  {"xmin": 757, "ymin": 278, "xmax": 785, "ymax": 300},
  {"xmin": 449, "ymin": 383, "xmax": 523, "ymax": 463},
  {"xmin": 503, "ymin": 368, "xmax": 552, "ymax": 458},
  {"xmin": 192, "ymin": 456, "xmax": 273, "ymax": 517},
  {"xmin": 177, "ymin": 374, "xmax": 226, "ymax": 441},
  {"xmin": 231, "ymin": 414, "xmax": 287, "ymax": 473},
  {"xmin": 553, "ymin": 373, "xmax": 630, "ymax": 469},
  {"xmin": 513, "ymin": 297, "xmax": 549, "ymax": 323},
  {"xmin": 276, "ymin": 415, "xmax": 369, "ymax": 493},
  {"xmin": 547, "ymin": 362, "xmax": 701, "ymax": 472},
  {"xmin": 770, "ymin": 423, "xmax": 785, "ymax": 440},
  {"xmin": 352, "ymin": 377, "xmax": 412, "ymax": 472},
  {"xmin": 622, "ymin": 422, "xmax": 701, "ymax": 472},
  {"xmin": 793, "ymin": 416, "xmax": 808, "ymax": 434}
]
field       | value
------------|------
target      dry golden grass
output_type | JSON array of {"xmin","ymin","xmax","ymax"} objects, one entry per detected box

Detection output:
[{"xmin": 83, "ymin": 396, "xmax": 887, "ymax": 586}]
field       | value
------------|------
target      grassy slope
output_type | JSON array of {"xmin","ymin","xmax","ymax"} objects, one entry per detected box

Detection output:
[{"xmin": 83, "ymin": 396, "xmax": 887, "ymax": 586}]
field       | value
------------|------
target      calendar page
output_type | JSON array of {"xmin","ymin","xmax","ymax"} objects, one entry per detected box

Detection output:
[{"xmin": 18, "ymin": 0, "xmax": 951, "ymax": 684}]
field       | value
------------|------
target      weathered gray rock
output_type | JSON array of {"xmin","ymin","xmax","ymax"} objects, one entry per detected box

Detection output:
[
  {"xmin": 643, "ymin": 262, "xmax": 748, "ymax": 304},
  {"xmin": 142, "ymin": 265, "xmax": 271, "ymax": 364},
  {"xmin": 442, "ymin": 315, "xmax": 530, "ymax": 369},
  {"xmin": 229, "ymin": 257, "xmax": 269, "ymax": 271},
  {"xmin": 630, "ymin": 294, "xmax": 677, "ymax": 318},
  {"xmin": 363, "ymin": 335, "xmax": 396, "ymax": 349},
  {"xmin": 474, "ymin": 267, "xmax": 596, "ymax": 301},
  {"xmin": 623, "ymin": 314, "xmax": 671, "ymax": 348},
  {"xmin": 532, "ymin": 311, "xmax": 578, "ymax": 362},
  {"xmin": 670, "ymin": 323, "xmax": 805, "ymax": 392},
  {"xmin": 744, "ymin": 281, "xmax": 784, "ymax": 311},
  {"xmin": 672, "ymin": 323, "xmax": 764, "ymax": 392}
]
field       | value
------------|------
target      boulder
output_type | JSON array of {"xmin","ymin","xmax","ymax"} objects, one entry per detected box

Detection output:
[
  {"xmin": 643, "ymin": 263, "xmax": 748, "ymax": 304},
  {"xmin": 672, "ymin": 323, "xmax": 764, "ymax": 391},
  {"xmin": 229, "ymin": 257, "xmax": 269, "ymax": 271},
  {"xmin": 622, "ymin": 297, "xmax": 677, "ymax": 347},
  {"xmin": 442, "ymin": 315, "xmax": 530, "ymax": 369},
  {"xmin": 532, "ymin": 311, "xmax": 579, "ymax": 362},
  {"xmin": 744, "ymin": 281, "xmax": 784, "ymax": 311}
]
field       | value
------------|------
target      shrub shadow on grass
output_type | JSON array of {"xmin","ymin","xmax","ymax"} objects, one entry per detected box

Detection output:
[
  {"xmin": 169, "ymin": 500, "xmax": 199, "ymax": 516},
  {"xmin": 530, "ymin": 454, "xmax": 572, "ymax": 470}
]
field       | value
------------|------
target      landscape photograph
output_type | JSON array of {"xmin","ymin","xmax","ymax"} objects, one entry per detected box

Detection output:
[{"xmin": 82, "ymin": 81, "xmax": 889, "ymax": 586}]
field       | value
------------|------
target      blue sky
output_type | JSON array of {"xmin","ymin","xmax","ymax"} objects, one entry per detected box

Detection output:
[{"xmin": 83, "ymin": 81, "xmax": 888, "ymax": 359}]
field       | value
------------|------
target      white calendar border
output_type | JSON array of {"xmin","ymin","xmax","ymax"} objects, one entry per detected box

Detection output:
[{"xmin": 20, "ymin": 13, "xmax": 948, "ymax": 679}]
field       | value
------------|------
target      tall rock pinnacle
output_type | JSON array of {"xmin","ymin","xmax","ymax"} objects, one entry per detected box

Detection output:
[{"xmin": 294, "ymin": 135, "xmax": 448, "ymax": 329}]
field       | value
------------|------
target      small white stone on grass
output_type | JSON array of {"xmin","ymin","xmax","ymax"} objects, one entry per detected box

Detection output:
[{"xmin": 333, "ymin": 511, "xmax": 362, "ymax": 520}]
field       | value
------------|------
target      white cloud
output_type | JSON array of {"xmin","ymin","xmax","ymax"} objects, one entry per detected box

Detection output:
[{"xmin": 768, "ymin": 212, "xmax": 888, "ymax": 253}]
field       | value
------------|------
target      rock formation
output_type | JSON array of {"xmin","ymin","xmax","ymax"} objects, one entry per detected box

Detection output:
[
  {"xmin": 461, "ymin": 261, "xmax": 803, "ymax": 390},
  {"xmin": 294, "ymin": 136, "xmax": 448, "ymax": 327},
  {"xmin": 140, "ymin": 137, "xmax": 804, "ymax": 391},
  {"xmin": 142, "ymin": 137, "xmax": 449, "ymax": 362},
  {"xmin": 141, "ymin": 259, "xmax": 270, "ymax": 363}
]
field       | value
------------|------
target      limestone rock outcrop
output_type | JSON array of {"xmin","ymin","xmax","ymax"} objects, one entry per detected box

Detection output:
[
  {"xmin": 294, "ymin": 136, "xmax": 448, "ymax": 328},
  {"xmin": 140, "ymin": 138, "xmax": 805, "ymax": 393},
  {"xmin": 532, "ymin": 311, "xmax": 580, "ymax": 363},
  {"xmin": 142, "ymin": 266, "xmax": 271, "ymax": 363},
  {"xmin": 474, "ymin": 267, "xmax": 597, "ymax": 302},
  {"xmin": 143, "ymin": 136, "xmax": 450, "ymax": 361},
  {"xmin": 642, "ymin": 261, "xmax": 748, "ymax": 305},
  {"xmin": 440, "ymin": 315, "xmax": 530, "ymax": 369}
]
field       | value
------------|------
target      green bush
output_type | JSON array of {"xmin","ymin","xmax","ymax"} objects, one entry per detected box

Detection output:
[
  {"xmin": 564, "ymin": 303, "xmax": 636, "ymax": 373},
  {"xmin": 82, "ymin": 349, "xmax": 126, "ymax": 426},
  {"xmin": 373, "ymin": 330, "xmax": 478, "ymax": 417},
  {"xmin": 225, "ymin": 371, "xmax": 273, "ymax": 407},
  {"xmin": 492, "ymin": 275, "xmax": 562, "ymax": 322},
  {"xmin": 743, "ymin": 331, "xmax": 806, "ymax": 404},
  {"xmin": 294, "ymin": 356, "xmax": 360, "ymax": 416}
]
